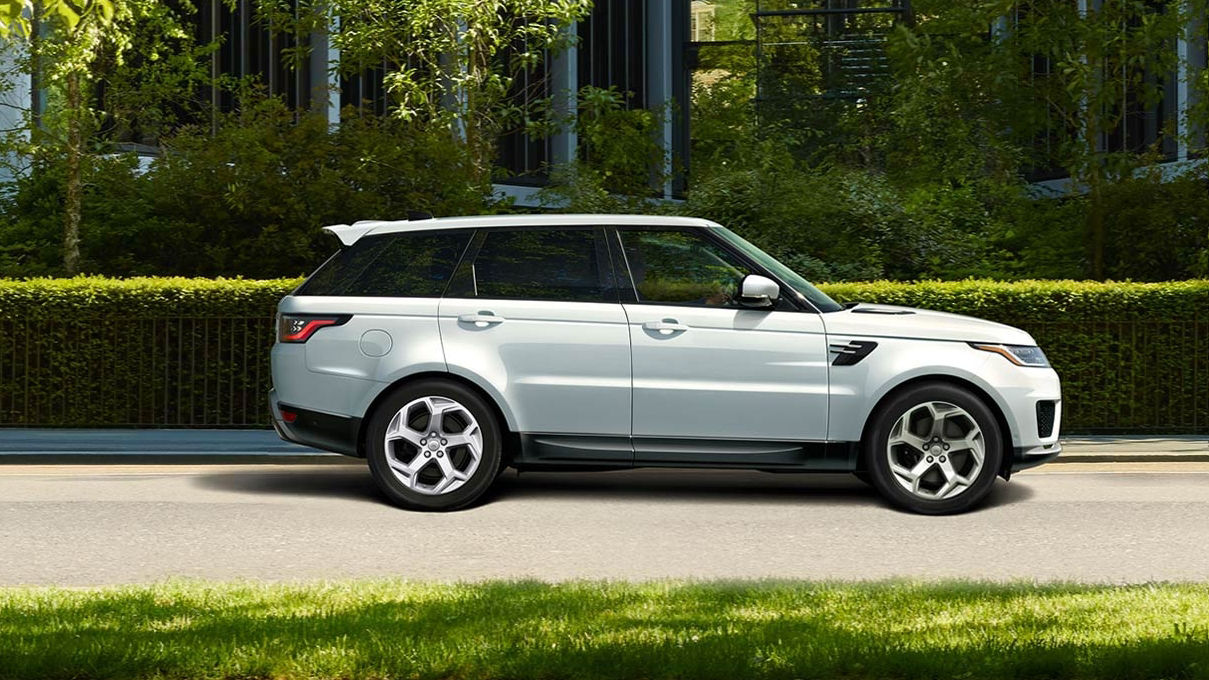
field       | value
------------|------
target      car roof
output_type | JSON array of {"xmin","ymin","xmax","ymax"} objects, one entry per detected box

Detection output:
[{"xmin": 321, "ymin": 214, "xmax": 721, "ymax": 246}]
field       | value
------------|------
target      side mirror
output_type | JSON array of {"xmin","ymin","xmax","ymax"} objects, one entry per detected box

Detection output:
[{"xmin": 738, "ymin": 274, "xmax": 779, "ymax": 309}]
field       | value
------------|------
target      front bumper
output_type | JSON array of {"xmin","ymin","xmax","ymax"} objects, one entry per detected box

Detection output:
[{"xmin": 1011, "ymin": 441, "xmax": 1061, "ymax": 472}]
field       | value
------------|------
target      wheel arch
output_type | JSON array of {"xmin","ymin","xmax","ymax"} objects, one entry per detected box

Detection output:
[
  {"xmin": 355, "ymin": 371, "xmax": 518, "ymax": 460},
  {"xmin": 856, "ymin": 374, "xmax": 1015, "ymax": 479}
]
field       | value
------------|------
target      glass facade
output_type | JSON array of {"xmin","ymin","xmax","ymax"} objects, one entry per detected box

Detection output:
[
  {"xmin": 197, "ymin": 0, "xmax": 316, "ymax": 114},
  {"xmin": 80, "ymin": 0, "xmax": 1207, "ymax": 195}
]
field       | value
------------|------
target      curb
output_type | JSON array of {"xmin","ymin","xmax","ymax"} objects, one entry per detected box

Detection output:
[{"xmin": 1049, "ymin": 453, "xmax": 1209, "ymax": 464}]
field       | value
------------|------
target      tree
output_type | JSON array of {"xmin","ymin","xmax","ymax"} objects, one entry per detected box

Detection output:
[
  {"xmin": 893, "ymin": 0, "xmax": 1206, "ymax": 279},
  {"xmin": 317, "ymin": 0, "xmax": 592, "ymax": 185},
  {"xmin": 1013, "ymin": 0, "xmax": 1189, "ymax": 279},
  {"xmin": 0, "ymin": 0, "xmax": 202, "ymax": 274},
  {"xmin": 1, "ymin": 1, "xmax": 124, "ymax": 274}
]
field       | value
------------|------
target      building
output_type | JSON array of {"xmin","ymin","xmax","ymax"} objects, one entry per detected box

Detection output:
[
  {"xmin": 192, "ymin": 0, "xmax": 693, "ymax": 205},
  {"xmin": 1, "ymin": 1, "xmax": 1204, "ymax": 199}
]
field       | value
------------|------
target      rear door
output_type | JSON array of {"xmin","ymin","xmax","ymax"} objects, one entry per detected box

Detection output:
[
  {"xmin": 616, "ymin": 226, "xmax": 830, "ymax": 465},
  {"xmin": 438, "ymin": 226, "xmax": 633, "ymax": 464}
]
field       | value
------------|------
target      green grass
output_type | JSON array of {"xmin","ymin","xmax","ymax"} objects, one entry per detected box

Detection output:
[{"xmin": 3, "ymin": 580, "xmax": 1209, "ymax": 679}]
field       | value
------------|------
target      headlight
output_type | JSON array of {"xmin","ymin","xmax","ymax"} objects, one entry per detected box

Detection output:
[{"xmin": 970, "ymin": 343, "xmax": 1050, "ymax": 367}]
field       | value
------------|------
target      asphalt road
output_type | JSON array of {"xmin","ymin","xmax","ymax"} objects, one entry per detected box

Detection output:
[{"xmin": 3, "ymin": 462, "xmax": 1209, "ymax": 586}]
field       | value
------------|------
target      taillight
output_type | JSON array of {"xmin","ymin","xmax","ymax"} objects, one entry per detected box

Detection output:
[{"xmin": 278, "ymin": 314, "xmax": 350, "ymax": 343}]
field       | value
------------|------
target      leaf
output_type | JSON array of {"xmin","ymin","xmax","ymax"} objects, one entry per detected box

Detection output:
[
  {"xmin": 54, "ymin": 0, "xmax": 80, "ymax": 29},
  {"xmin": 0, "ymin": 0, "xmax": 29, "ymax": 37}
]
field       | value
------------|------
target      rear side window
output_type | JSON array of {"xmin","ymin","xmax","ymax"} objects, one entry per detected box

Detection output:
[
  {"xmin": 449, "ymin": 227, "xmax": 617, "ymax": 303},
  {"xmin": 296, "ymin": 230, "xmax": 471, "ymax": 297}
]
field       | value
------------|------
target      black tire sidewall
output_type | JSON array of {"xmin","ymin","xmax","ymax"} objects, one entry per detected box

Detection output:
[
  {"xmin": 866, "ymin": 382, "xmax": 1004, "ymax": 515},
  {"xmin": 366, "ymin": 379, "xmax": 502, "ymax": 511}
]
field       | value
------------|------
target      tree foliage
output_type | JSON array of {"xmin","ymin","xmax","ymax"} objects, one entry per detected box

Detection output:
[{"xmin": 310, "ymin": 0, "xmax": 592, "ymax": 182}]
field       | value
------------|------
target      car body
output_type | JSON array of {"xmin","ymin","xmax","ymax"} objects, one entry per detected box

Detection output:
[{"xmin": 270, "ymin": 214, "xmax": 1061, "ymax": 513}]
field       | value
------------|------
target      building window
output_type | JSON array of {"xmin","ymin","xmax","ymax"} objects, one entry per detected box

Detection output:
[{"xmin": 691, "ymin": 1, "xmax": 717, "ymax": 42}]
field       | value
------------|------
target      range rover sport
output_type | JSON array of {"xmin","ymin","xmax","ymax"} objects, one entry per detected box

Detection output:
[{"xmin": 270, "ymin": 214, "xmax": 1061, "ymax": 514}]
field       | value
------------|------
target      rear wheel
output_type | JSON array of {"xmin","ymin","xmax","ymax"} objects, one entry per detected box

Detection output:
[
  {"xmin": 366, "ymin": 379, "xmax": 503, "ymax": 511},
  {"xmin": 865, "ymin": 382, "xmax": 1003, "ymax": 515}
]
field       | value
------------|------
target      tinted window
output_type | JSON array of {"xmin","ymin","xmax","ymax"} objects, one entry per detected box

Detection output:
[
  {"xmin": 296, "ymin": 230, "xmax": 471, "ymax": 297},
  {"xmin": 453, "ymin": 228, "xmax": 616, "ymax": 302},
  {"xmin": 619, "ymin": 229, "xmax": 751, "ymax": 307},
  {"xmin": 712, "ymin": 226, "xmax": 843, "ymax": 312}
]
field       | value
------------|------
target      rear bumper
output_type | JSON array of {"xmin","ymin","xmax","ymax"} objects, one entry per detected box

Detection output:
[
  {"xmin": 1011, "ymin": 441, "xmax": 1061, "ymax": 472},
  {"xmin": 269, "ymin": 389, "xmax": 363, "ymax": 457}
]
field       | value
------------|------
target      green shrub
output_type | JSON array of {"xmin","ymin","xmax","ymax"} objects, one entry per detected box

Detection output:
[
  {"xmin": 684, "ymin": 165, "xmax": 1002, "ymax": 282},
  {"xmin": 0, "ymin": 277, "xmax": 1205, "ymax": 432},
  {"xmin": 0, "ymin": 99, "xmax": 487, "ymax": 279},
  {"xmin": 0, "ymin": 277, "xmax": 299, "ymax": 427}
]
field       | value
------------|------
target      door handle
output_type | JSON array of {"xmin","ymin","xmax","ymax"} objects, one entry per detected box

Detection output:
[
  {"xmin": 458, "ymin": 312, "xmax": 505, "ymax": 328},
  {"xmin": 643, "ymin": 319, "xmax": 688, "ymax": 335}
]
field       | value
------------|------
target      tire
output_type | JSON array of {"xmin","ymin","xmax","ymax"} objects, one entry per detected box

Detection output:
[
  {"xmin": 366, "ymin": 378, "xmax": 503, "ymax": 511},
  {"xmin": 864, "ymin": 382, "xmax": 1004, "ymax": 515}
]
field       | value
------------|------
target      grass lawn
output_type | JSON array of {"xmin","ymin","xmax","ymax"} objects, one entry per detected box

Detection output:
[{"xmin": 2, "ymin": 580, "xmax": 1209, "ymax": 679}]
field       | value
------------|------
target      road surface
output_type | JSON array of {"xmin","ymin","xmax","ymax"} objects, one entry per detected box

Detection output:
[{"xmin": 2, "ymin": 461, "xmax": 1208, "ymax": 585}]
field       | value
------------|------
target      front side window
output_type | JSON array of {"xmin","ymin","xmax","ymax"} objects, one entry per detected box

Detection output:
[
  {"xmin": 712, "ymin": 226, "xmax": 843, "ymax": 312},
  {"xmin": 296, "ymin": 230, "xmax": 472, "ymax": 297},
  {"xmin": 451, "ymin": 227, "xmax": 617, "ymax": 303},
  {"xmin": 618, "ymin": 229, "xmax": 753, "ymax": 307}
]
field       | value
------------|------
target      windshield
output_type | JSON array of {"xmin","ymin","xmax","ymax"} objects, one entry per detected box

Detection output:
[{"xmin": 712, "ymin": 226, "xmax": 844, "ymax": 313}]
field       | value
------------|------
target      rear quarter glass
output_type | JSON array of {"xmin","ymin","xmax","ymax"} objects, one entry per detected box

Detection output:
[{"xmin": 296, "ymin": 229, "xmax": 473, "ymax": 297}]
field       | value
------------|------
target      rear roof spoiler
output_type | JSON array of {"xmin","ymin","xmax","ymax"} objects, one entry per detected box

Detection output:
[
  {"xmin": 321, "ymin": 220, "xmax": 383, "ymax": 246},
  {"xmin": 322, "ymin": 212, "xmax": 433, "ymax": 246}
]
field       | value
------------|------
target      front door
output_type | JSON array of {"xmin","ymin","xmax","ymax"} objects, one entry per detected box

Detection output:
[{"xmin": 616, "ymin": 227, "xmax": 830, "ymax": 465}]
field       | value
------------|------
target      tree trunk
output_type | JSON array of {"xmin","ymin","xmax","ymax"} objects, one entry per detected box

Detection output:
[
  {"xmin": 1088, "ymin": 180, "xmax": 1105, "ymax": 280},
  {"xmin": 63, "ymin": 70, "xmax": 83, "ymax": 276}
]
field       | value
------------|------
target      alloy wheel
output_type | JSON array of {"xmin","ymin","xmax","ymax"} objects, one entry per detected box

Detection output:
[
  {"xmin": 383, "ymin": 396, "xmax": 483, "ymax": 495},
  {"xmin": 886, "ymin": 400, "xmax": 985, "ymax": 501}
]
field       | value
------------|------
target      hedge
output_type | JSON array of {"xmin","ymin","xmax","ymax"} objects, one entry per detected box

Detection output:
[
  {"xmin": 1, "ymin": 277, "xmax": 1206, "ymax": 432},
  {"xmin": 0, "ymin": 277, "xmax": 300, "ymax": 428}
]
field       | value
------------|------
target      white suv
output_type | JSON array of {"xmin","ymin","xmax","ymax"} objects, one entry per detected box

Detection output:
[{"xmin": 270, "ymin": 214, "xmax": 1061, "ymax": 514}]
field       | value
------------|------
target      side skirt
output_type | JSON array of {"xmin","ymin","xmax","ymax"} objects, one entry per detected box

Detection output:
[{"xmin": 514, "ymin": 433, "xmax": 859, "ymax": 472}]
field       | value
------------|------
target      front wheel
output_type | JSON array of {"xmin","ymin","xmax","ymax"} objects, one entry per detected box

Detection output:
[
  {"xmin": 366, "ymin": 379, "xmax": 503, "ymax": 511},
  {"xmin": 865, "ymin": 382, "xmax": 1004, "ymax": 515}
]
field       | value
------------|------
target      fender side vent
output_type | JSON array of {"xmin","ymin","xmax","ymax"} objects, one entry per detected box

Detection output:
[{"xmin": 829, "ymin": 340, "xmax": 878, "ymax": 366}]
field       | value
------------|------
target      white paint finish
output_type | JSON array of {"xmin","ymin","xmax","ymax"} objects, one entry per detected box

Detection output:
[
  {"xmin": 277, "ymin": 221, "xmax": 1064, "ymax": 470},
  {"xmin": 301, "ymin": 298, "xmax": 443, "ymax": 381},
  {"xmin": 825, "ymin": 336, "xmax": 1062, "ymax": 450},
  {"xmin": 625, "ymin": 305, "xmax": 829, "ymax": 441},
  {"xmin": 321, "ymin": 222, "xmax": 380, "ymax": 246},
  {"xmin": 824, "ymin": 304, "xmax": 1036, "ymax": 345},
  {"xmin": 325, "ymin": 214, "xmax": 718, "ymax": 244},
  {"xmin": 273, "ymin": 297, "xmax": 447, "ymax": 418},
  {"xmin": 270, "ymin": 344, "xmax": 381, "ymax": 418},
  {"xmin": 359, "ymin": 329, "xmax": 392, "ymax": 357},
  {"xmin": 438, "ymin": 298, "xmax": 631, "ymax": 435}
]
